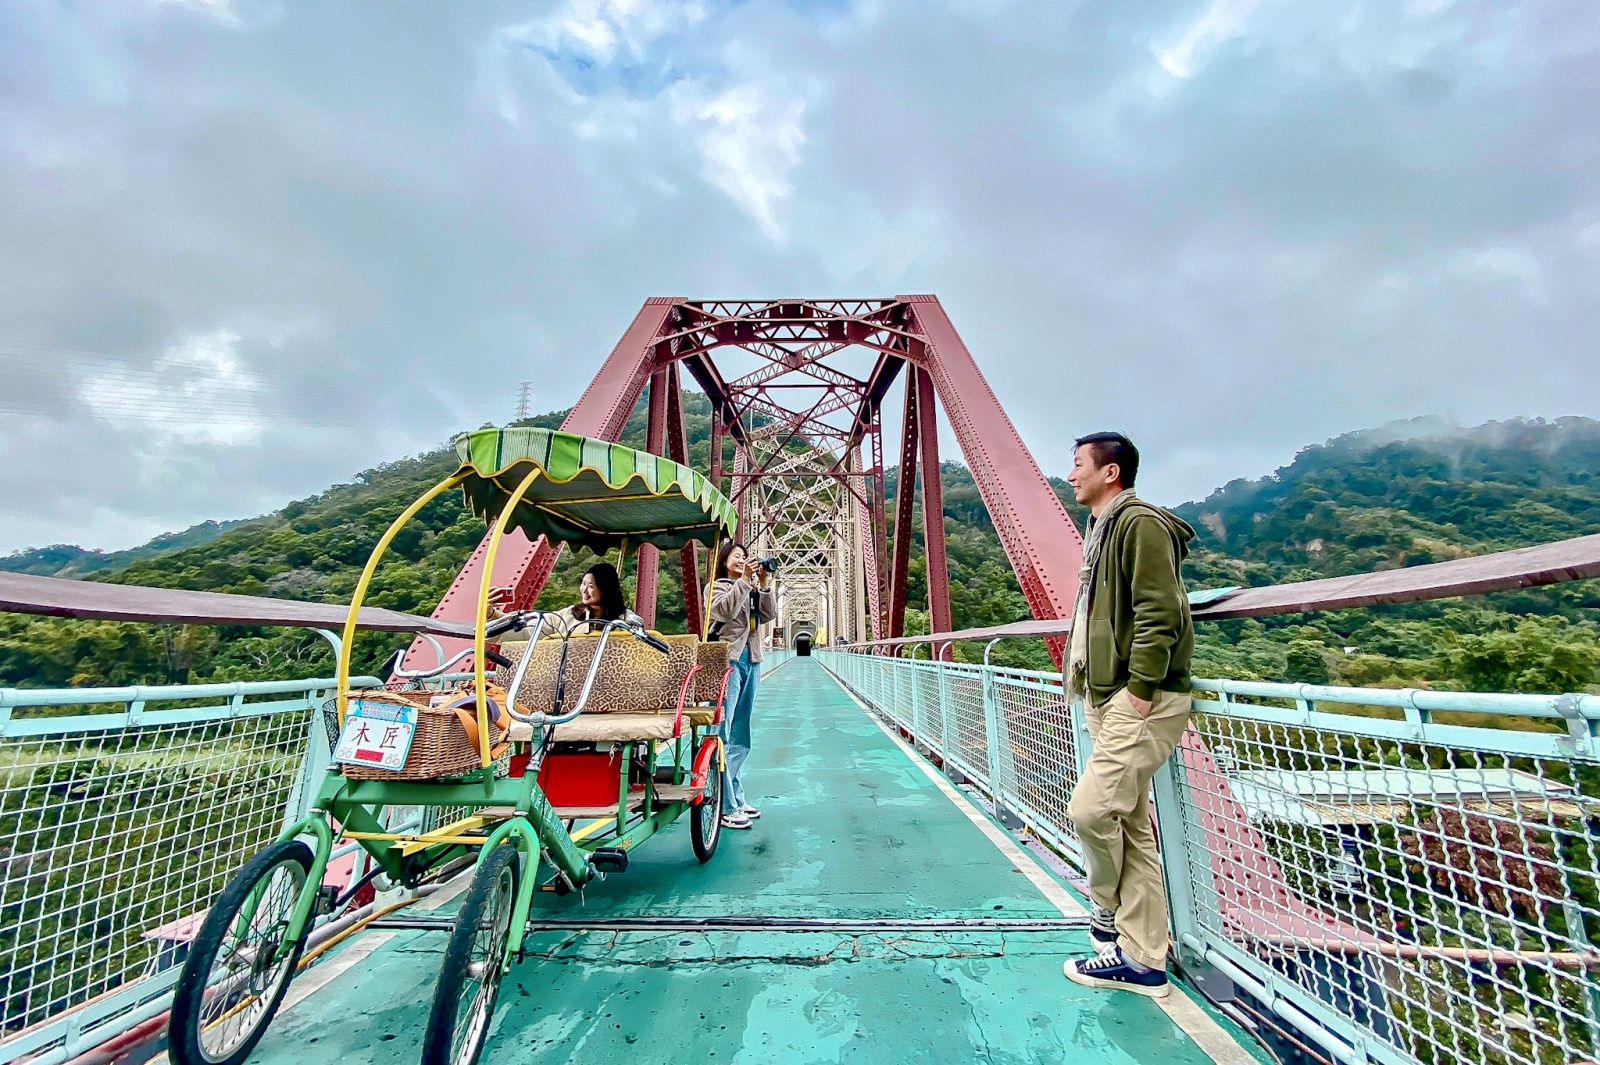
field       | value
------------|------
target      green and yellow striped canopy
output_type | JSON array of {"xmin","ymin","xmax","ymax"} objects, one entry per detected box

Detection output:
[{"xmin": 453, "ymin": 427, "xmax": 737, "ymax": 553}]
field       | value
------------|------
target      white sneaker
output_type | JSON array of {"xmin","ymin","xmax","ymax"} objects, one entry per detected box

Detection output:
[
  {"xmin": 720, "ymin": 812, "xmax": 753, "ymax": 830},
  {"xmin": 741, "ymin": 804, "xmax": 761, "ymax": 819}
]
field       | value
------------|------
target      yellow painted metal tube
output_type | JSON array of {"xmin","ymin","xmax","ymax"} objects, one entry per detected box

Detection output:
[
  {"xmin": 473, "ymin": 465, "xmax": 546, "ymax": 765},
  {"xmin": 337, "ymin": 470, "xmax": 469, "ymax": 722}
]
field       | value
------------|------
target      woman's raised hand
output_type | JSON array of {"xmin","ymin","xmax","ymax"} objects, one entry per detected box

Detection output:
[{"xmin": 487, "ymin": 585, "xmax": 517, "ymax": 617}]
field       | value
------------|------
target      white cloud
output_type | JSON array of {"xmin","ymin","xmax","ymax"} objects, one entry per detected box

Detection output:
[
  {"xmin": 148, "ymin": 0, "xmax": 283, "ymax": 28},
  {"xmin": 80, "ymin": 330, "xmax": 267, "ymax": 447},
  {"xmin": 1448, "ymin": 244, "xmax": 1547, "ymax": 304},
  {"xmin": 669, "ymin": 80, "xmax": 806, "ymax": 240},
  {"xmin": 518, "ymin": 0, "xmax": 709, "ymax": 73},
  {"xmin": 154, "ymin": 0, "xmax": 237, "ymax": 17},
  {"xmin": 1575, "ymin": 213, "xmax": 1600, "ymax": 250},
  {"xmin": 1155, "ymin": 0, "xmax": 1273, "ymax": 79},
  {"xmin": 4, "ymin": 0, "xmax": 1600, "ymax": 554}
]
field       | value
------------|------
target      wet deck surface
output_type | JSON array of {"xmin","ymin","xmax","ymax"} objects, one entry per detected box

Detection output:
[{"xmin": 252, "ymin": 658, "xmax": 1257, "ymax": 1064}]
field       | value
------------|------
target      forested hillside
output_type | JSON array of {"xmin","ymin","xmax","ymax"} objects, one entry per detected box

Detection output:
[
  {"xmin": 1, "ymin": 410, "xmax": 1596, "ymax": 693},
  {"xmin": 1176, "ymin": 417, "xmax": 1600, "ymax": 691},
  {"xmin": 0, "ymin": 400, "xmax": 708, "ymax": 687}
]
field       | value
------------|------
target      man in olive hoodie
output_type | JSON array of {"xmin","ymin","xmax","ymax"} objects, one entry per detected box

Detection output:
[{"xmin": 1060, "ymin": 432, "xmax": 1196, "ymax": 999}]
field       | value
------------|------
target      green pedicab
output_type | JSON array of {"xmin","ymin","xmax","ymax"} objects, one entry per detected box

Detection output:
[{"xmin": 168, "ymin": 427, "xmax": 738, "ymax": 1065}]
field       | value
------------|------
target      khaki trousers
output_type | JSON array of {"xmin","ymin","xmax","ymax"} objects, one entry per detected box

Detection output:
[{"xmin": 1066, "ymin": 687, "xmax": 1192, "ymax": 970}]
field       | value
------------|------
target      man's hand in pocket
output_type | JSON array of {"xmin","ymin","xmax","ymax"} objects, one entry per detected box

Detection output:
[{"xmin": 1128, "ymin": 692, "xmax": 1153, "ymax": 718}]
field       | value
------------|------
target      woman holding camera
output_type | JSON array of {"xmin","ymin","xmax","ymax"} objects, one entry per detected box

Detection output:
[{"xmin": 709, "ymin": 541, "xmax": 776, "ymax": 831}]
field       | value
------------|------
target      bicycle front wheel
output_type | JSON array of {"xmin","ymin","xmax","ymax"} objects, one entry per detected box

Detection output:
[{"xmin": 169, "ymin": 839, "xmax": 314, "ymax": 1065}]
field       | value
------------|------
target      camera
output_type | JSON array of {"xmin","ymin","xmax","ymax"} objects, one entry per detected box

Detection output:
[{"xmin": 755, "ymin": 556, "xmax": 779, "ymax": 573}]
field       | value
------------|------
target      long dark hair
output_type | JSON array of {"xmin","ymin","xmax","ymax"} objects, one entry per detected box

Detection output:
[
  {"xmin": 574, "ymin": 561, "xmax": 629, "ymax": 621},
  {"xmin": 714, "ymin": 540, "xmax": 747, "ymax": 581}
]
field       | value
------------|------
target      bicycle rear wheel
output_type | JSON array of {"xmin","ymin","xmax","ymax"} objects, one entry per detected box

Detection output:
[{"xmin": 691, "ymin": 765, "xmax": 722, "ymax": 862}]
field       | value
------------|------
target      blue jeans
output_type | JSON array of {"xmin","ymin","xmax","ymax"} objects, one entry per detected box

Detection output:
[{"xmin": 719, "ymin": 646, "xmax": 759, "ymax": 812}]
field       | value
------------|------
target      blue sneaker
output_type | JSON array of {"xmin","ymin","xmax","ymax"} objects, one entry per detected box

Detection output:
[{"xmin": 1063, "ymin": 949, "xmax": 1171, "ymax": 998}]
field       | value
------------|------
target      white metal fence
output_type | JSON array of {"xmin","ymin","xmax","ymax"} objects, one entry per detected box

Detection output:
[
  {"xmin": 0, "ymin": 677, "xmax": 378, "ymax": 1065},
  {"xmin": 819, "ymin": 650, "xmax": 1600, "ymax": 1065}
]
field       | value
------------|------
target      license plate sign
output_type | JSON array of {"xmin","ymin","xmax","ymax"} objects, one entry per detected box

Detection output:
[{"xmin": 333, "ymin": 700, "xmax": 418, "ymax": 771}]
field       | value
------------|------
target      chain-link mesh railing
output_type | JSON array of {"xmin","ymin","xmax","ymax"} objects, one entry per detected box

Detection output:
[
  {"xmin": 821, "ymin": 652, "xmax": 1087, "ymax": 864},
  {"xmin": 1175, "ymin": 681, "xmax": 1600, "ymax": 1065},
  {"xmin": 818, "ymin": 650, "xmax": 1600, "ymax": 1065},
  {"xmin": 0, "ymin": 677, "xmax": 377, "ymax": 1065}
]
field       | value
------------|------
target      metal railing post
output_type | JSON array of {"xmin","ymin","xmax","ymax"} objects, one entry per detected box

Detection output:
[
  {"xmin": 938, "ymin": 649, "xmax": 956, "ymax": 764},
  {"xmin": 1067, "ymin": 692, "xmax": 1092, "ymax": 780},
  {"xmin": 890, "ymin": 653, "xmax": 903, "ymax": 729},
  {"xmin": 1150, "ymin": 754, "xmax": 1210, "ymax": 970},
  {"xmin": 910, "ymin": 655, "xmax": 923, "ymax": 746},
  {"xmin": 980, "ymin": 639, "xmax": 1012, "ymax": 824},
  {"xmin": 1565, "ymin": 898, "xmax": 1600, "ymax": 1051},
  {"xmin": 282, "ymin": 705, "xmax": 333, "ymax": 831}
]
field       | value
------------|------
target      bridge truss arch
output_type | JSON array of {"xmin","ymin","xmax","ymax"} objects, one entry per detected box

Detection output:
[{"xmin": 408, "ymin": 296, "xmax": 1082, "ymax": 664}]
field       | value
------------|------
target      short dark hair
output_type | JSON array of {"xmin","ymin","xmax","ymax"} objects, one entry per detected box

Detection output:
[{"xmin": 1073, "ymin": 432, "xmax": 1139, "ymax": 490}]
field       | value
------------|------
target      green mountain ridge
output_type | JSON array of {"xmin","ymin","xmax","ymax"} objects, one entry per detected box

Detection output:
[
  {"xmin": 0, "ymin": 520, "xmax": 251, "ymax": 577},
  {"xmin": 1, "ymin": 409, "xmax": 1596, "ymax": 691}
]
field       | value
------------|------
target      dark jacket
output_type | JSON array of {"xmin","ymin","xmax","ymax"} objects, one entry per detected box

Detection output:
[{"xmin": 1086, "ymin": 500, "xmax": 1196, "ymax": 706}]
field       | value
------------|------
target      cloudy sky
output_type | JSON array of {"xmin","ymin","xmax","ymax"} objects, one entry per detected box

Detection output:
[{"xmin": 2, "ymin": 0, "xmax": 1598, "ymax": 554}]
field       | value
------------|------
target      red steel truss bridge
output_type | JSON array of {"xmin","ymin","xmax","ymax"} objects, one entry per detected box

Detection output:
[{"xmin": 2, "ymin": 295, "xmax": 1599, "ymax": 1065}]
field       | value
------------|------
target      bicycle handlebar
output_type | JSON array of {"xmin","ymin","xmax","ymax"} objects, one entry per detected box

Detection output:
[
  {"xmin": 385, "ymin": 610, "xmax": 548, "ymax": 681},
  {"xmin": 391, "ymin": 647, "xmax": 476, "ymax": 680}
]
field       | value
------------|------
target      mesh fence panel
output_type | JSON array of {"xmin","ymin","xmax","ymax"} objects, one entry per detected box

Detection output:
[
  {"xmin": 0, "ymin": 700, "xmax": 319, "ymax": 1038},
  {"xmin": 992, "ymin": 672, "xmax": 1083, "ymax": 862},
  {"xmin": 1179, "ymin": 690, "xmax": 1600, "ymax": 1065},
  {"xmin": 913, "ymin": 664, "xmax": 943, "ymax": 759},
  {"xmin": 945, "ymin": 666, "xmax": 989, "ymax": 785}
]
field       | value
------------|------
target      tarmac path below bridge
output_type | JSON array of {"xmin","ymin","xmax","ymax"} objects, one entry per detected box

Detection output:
[{"xmin": 250, "ymin": 658, "xmax": 1257, "ymax": 1065}]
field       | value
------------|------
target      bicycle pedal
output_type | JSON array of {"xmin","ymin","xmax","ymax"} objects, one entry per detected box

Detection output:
[{"xmin": 591, "ymin": 848, "xmax": 629, "ymax": 873}]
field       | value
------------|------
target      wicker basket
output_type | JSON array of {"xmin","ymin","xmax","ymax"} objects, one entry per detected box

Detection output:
[{"xmin": 323, "ymin": 689, "xmax": 511, "ymax": 781}]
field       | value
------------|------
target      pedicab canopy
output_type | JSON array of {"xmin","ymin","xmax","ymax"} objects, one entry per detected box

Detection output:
[{"xmin": 453, "ymin": 426, "xmax": 737, "ymax": 553}]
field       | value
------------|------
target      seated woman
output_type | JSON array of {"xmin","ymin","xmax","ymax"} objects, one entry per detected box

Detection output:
[{"xmin": 542, "ymin": 561, "xmax": 643, "ymax": 636}]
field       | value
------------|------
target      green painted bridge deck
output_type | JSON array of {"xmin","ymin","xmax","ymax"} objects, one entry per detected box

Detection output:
[{"xmin": 253, "ymin": 659, "xmax": 1259, "ymax": 1065}]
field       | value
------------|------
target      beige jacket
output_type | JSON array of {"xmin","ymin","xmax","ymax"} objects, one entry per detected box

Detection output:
[
  {"xmin": 709, "ymin": 577, "xmax": 776, "ymax": 663},
  {"xmin": 536, "ymin": 605, "xmax": 644, "ymax": 637}
]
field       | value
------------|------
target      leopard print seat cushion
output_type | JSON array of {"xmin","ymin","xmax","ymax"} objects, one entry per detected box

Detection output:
[
  {"xmin": 694, "ymin": 642, "xmax": 729, "ymax": 704},
  {"xmin": 495, "ymin": 633, "xmax": 698, "ymax": 714}
]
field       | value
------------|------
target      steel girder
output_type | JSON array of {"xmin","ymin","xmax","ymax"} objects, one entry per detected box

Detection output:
[
  {"xmin": 635, "ymin": 366, "xmax": 670, "ymax": 628},
  {"xmin": 887, "ymin": 371, "xmax": 919, "ymax": 643},
  {"xmin": 897, "ymin": 295, "xmax": 1082, "ymax": 663},
  {"xmin": 914, "ymin": 365, "xmax": 952, "ymax": 642}
]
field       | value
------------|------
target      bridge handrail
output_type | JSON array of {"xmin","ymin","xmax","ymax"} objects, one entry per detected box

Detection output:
[
  {"xmin": 817, "ymin": 648, "xmax": 1600, "ymax": 1065},
  {"xmin": 0, "ymin": 676, "xmax": 383, "ymax": 738}
]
